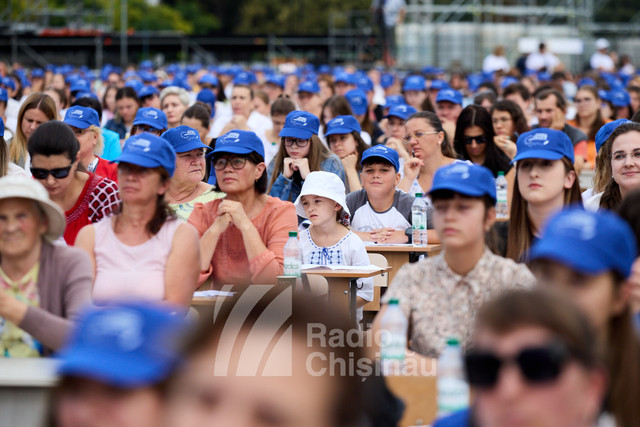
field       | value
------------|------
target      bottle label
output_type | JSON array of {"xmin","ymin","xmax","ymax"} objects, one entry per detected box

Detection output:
[
  {"xmin": 412, "ymin": 212, "xmax": 426, "ymax": 230},
  {"xmin": 283, "ymin": 258, "xmax": 301, "ymax": 277},
  {"xmin": 497, "ymin": 188, "xmax": 507, "ymax": 203},
  {"xmin": 437, "ymin": 377, "xmax": 470, "ymax": 414},
  {"xmin": 381, "ymin": 335, "xmax": 407, "ymax": 360}
]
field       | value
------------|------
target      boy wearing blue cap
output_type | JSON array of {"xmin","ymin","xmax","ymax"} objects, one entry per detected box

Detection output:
[
  {"xmin": 528, "ymin": 208, "xmax": 640, "ymax": 426},
  {"xmin": 347, "ymin": 145, "xmax": 430, "ymax": 244},
  {"xmin": 402, "ymin": 75, "xmax": 428, "ymax": 112},
  {"xmin": 131, "ymin": 107, "xmax": 168, "ymax": 136},
  {"xmin": 297, "ymin": 80, "xmax": 323, "ymax": 119},
  {"xmin": 375, "ymin": 162, "xmax": 535, "ymax": 359}
]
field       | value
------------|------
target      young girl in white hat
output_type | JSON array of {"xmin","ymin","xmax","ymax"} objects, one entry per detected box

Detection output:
[{"xmin": 294, "ymin": 171, "xmax": 373, "ymax": 322}]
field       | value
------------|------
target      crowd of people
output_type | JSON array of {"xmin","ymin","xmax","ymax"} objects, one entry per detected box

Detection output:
[{"xmin": 0, "ymin": 42, "xmax": 640, "ymax": 426}]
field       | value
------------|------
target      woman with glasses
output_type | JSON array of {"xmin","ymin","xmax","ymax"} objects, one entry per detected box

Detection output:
[
  {"xmin": 567, "ymin": 85, "xmax": 608, "ymax": 168},
  {"xmin": 490, "ymin": 100, "xmax": 530, "ymax": 162},
  {"xmin": 459, "ymin": 289, "xmax": 607, "ymax": 427},
  {"xmin": 63, "ymin": 105, "xmax": 118, "ymax": 182},
  {"xmin": 162, "ymin": 126, "xmax": 224, "ymax": 221},
  {"xmin": 27, "ymin": 121, "xmax": 120, "ymax": 245},
  {"xmin": 527, "ymin": 208, "xmax": 640, "ymax": 427},
  {"xmin": 453, "ymin": 105, "xmax": 512, "ymax": 179},
  {"xmin": 588, "ymin": 121, "xmax": 640, "ymax": 211},
  {"xmin": 397, "ymin": 111, "xmax": 459, "ymax": 197},
  {"xmin": 267, "ymin": 111, "xmax": 345, "ymax": 205},
  {"xmin": 325, "ymin": 115, "xmax": 369, "ymax": 192},
  {"xmin": 75, "ymin": 133, "xmax": 200, "ymax": 307},
  {"xmin": 189, "ymin": 130, "xmax": 297, "ymax": 288}
]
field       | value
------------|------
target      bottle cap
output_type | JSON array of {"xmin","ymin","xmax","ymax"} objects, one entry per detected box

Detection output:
[
  {"xmin": 446, "ymin": 337, "xmax": 460, "ymax": 346},
  {"xmin": 388, "ymin": 298, "xmax": 399, "ymax": 305},
  {"xmin": 288, "ymin": 231, "xmax": 298, "ymax": 237},
  {"xmin": 415, "ymin": 193, "xmax": 422, "ymax": 197},
  {"xmin": 498, "ymin": 171, "xmax": 505, "ymax": 176}
]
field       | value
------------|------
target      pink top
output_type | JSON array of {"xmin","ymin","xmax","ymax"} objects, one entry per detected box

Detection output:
[{"xmin": 91, "ymin": 217, "xmax": 182, "ymax": 304}]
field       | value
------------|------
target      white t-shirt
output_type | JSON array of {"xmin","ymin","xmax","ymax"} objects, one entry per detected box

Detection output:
[
  {"xmin": 483, "ymin": 54, "xmax": 510, "ymax": 73},
  {"xmin": 299, "ymin": 228, "xmax": 374, "ymax": 323},
  {"xmin": 590, "ymin": 52, "xmax": 615, "ymax": 72},
  {"xmin": 347, "ymin": 188, "xmax": 415, "ymax": 232}
]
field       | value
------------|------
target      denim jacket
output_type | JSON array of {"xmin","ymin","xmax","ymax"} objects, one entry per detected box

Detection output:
[{"xmin": 267, "ymin": 154, "xmax": 346, "ymax": 202}]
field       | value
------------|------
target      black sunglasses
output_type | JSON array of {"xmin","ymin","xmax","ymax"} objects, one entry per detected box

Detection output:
[
  {"xmin": 30, "ymin": 164, "xmax": 73, "ymax": 180},
  {"xmin": 464, "ymin": 342, "xmax": 570, "ymax": 389},
  {"xmin": 464, "ymin": 135, "xmax": 488, "ymax": 145}
]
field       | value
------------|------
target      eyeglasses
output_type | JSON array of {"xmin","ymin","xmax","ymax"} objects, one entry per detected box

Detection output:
[
  {"xmin": 284, "ymin": 138, "xmax": 310, "ymax": 148},
  {"xmin": 464, "ymin": 135, "xmax": 488, "ymax": 145},
  {"xmin": 492, "ymin": 117, "xmax": 512, "ymax": 125},
  {"xmin": 132, "ymin": 125, "xmax": 163, "ymax": 136},
  {"xmin": 464, "ymin": 342, "xmax": 570, "ymax": 389},
  {"xmin": 611, "ymin": 151, "xmax": 640, "ymax": 163},
  {"xmin": 403, "ymin": 131, "xmax": 439, "ymax": 143},
  {"xmin": 214, "ymin": 157, "xmax": 247, "ymax": 170},
  {"xmin": 30, "ymin": 164, "xmax": 73, "ymax": 180},
  {"xmin": 71, "ymin": 127, "xmax": 88, "ymax": 137}
]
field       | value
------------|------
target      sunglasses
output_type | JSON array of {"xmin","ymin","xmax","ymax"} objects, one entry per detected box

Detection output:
[
  {"xmin": 464, "ymin": 135, "xmax": 488, "ymax": 145},
  {"xmin": 30, "ymin": 164, "xmax": 73, "ymax": 180},
  {"xmin": 464, "ymin": 342, "xmax": 570, "ymax": 389}
]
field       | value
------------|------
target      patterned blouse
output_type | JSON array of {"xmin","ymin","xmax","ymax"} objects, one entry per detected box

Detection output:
[{"xmin": 382, "ymin": 248, "xmax": 536, "ymax": 358}]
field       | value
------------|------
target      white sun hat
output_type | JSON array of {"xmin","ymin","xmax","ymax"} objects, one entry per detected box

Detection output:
[
  {"xmin": 294, "ymin": 171, "xmax": 349, "ymax": 219},
  {"xmin": 0, "ymin": 175, "xmax": 66, "ymax": 242}
]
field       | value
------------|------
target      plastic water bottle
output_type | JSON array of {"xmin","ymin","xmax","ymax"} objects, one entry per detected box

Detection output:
[
  {"xmin": 380, "ymin": 299, "xmax": 408, "ymax": 376},
  {"xmin": 412, "ymin": 193, "xmax": 428, "ymax": 247},
  {"xmin": 283, "ymin": 231, "xmax": 301, "ymax": 277},
  {"xmin": 496, "ymin": 171, "xmax": 508, "ymax": 219},
  {"xmin": 437, "ymin": 338, "xmax": 470, "ymax": 417}
]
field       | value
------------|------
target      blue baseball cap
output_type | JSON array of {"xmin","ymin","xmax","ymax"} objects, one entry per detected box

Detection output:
[
  {"xmin": 595, "ymin": 119, "xmax": 632, "ymax": 153},
  {"xmin": 334, "ymin": 72, "xmax": 355, "ymax": 85},
  {"xmin": 361, "ymin": 145, "xmax": 400, "ymax": 171},
  {"xmin": 512, "ymin": 128, "xmax": 575, "ymax": 164},
  {"xmin": 298, "ymin": 80, "xmax": 320, "ymax": 94},
  {"xmin": 345, "ymin": 89, "xmax": 368, "ymax": 116},
  {"xmin": 380, "ymin": 73, "xmax": 395, "ymax": 89},
  {"xmin": 2, "ymin": 77, "xmax": 16, "ymax": 91},
  {"xmin": 0, "ymin": 87, "xmax": 8, "ymax": 103},
  {"xmin": 436, "ymin": 88, "xmax": 463, "ymax": 105},
  {"xmin": 318, "ymin": 64, "xmax": 332, "ymax": 75},
  {"xmin": 429, "ymin": 163, "xmax": 497, "ymax": 203},
  {"xmin": 384, "ymin": 94, "xmax": 405, "ymax": 108},
  {"xmin": 212, "ymin": 130, "xmax": 265, "ymax": 161},
  {"xmin": 324, "ymin": 115, "xmax": 362, "ymax": 137},
  {"xmin": 70, "ymin": 79, "xmax": 90, "ymax": 94},
  {"xmin": 75, "ymin": 92, "xmax": 98, "ymax": 100},
  {"xmin": 57, "ymin": 303, "xmax": 187, "ymax": 388},
  {"xmin": 233, "ymin": 71, "xmax": 257, "ymax": 86},
  {"xmin": 530, "ymin": 208, "xmax": 637, "ymax": 278},
  {"xmin": 500, "ymin": 76, "xmax": 519, "ymax": 89},
  {"xmin": 429, "ymin": 79, "xmax": 449, "ymax": 91},
  {"xmin": 196, "ymin": 89, "xmax": 216, "ymax": 113},
  {"xmin": 577, "ymin": 77, "xmax": 596, "ymax": 87},
  {"xmin": 279, "ymin": 111, "xmax": 319, "ymax": 140},
  {"xmin": 137, "ymin": 85, "xmax": 159, "ymax": 99},
  {"xmin": 0, "ymin": 116, "xmax": 4, "ymax": 138},
  {"xmin": 198, "ymin": 74, "xmax": 219, "ymax": 87},
  {"xmin": 265, "ymin": 75, "xmax": 285, "ymax": 89},
  {"xmin": 31, "ymin": 68, "xmax": 44, "ymax": 79},
  {"xmin": 385, "ymin": 104, "xmax": 417, "ymax": 121},
  {"xmin": 403, "ymin": 75, "xmax": 426, "ymax": 92},
  {"xmin": 608, "ymin": 90, "xmax": 630, "ymax": 107},
  {"xmin": 124, "ymin": 79, "xmax": 144, "ymax": 93},
  {"xmin": 63, "ymin": 106, "xmax": 100, "ymax": 129},
  {"xmin": 133, "ymin": 107, "xmax": 168, "ymax": 130},
  {"xmin": 117, "ymin": 133, "xmax": 176, "ymax": 177},
  {"xmin": 357, "ymin": 76, "xmax": 374, "ymax": 92},
  {"xmin": 161, "ymin": 125, "xmax": 209, "ymax": 153}
]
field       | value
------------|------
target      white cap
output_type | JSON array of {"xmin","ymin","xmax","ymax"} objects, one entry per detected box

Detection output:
[
  {"xmin": 596, "ymin": 38, "xmax": 610, "ymax": 50},
  {"xmin": 294, "ymin": 171, "xmax": 349, "ymax": 219}
]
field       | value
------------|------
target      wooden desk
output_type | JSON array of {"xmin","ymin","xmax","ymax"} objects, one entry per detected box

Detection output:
[
  {"xmin": 366, "ymin": 244, "xmax": 443, "ymax": 284},
  {"xmin": 303, "ymin": 267, "xmax": 388, "ymax": 325},
  {"xmin": 386, "ymin": 375, "xmax": 437, "ymax": 427}
]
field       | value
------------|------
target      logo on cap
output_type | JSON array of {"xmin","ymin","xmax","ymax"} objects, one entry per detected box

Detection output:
[
  {"xmin": 444, "ymin": 163, "xmax": 471, "ymax": 179},
  {"xmin": 351, "ymin": 95, "xmax": 363, "ymax": 104},
  {"xmin": 553, "ymin": 211, "xmax": 597, "ymax": 241},
  {"xmin": 143, "ymin": 110, "xmax": 158, "ymax": 119},
  {"xmin": 333, "ymin": 118, "xmax": 344, "ymax": 126},
  {"xmin": 181, "ymin": 129, "xmax": 198, "ymax": 139},
  {"xmin": 88, "ymin": 309, "xmax": 144, "ymax": 352},
  {"xmin": 372, "ymin": 145, "xmax": 389, "ymax": 154},
  {"xmin": 70, "ymin": 109, "xmax": 84, "ymax": 118},
  {"xmin": 132, "ymin": 138, "xmax": 152, "ymax": 152},
  {"xmin": 524, "ymin": 132, "xmax": 550, "ymax": 147},
  {"xmin": 222, "ymin": 132, "xmax": 240, "ymax": 143},
  {"xmin": 293, "ymin": 116, "xmax": 308, "ymax": 125}
]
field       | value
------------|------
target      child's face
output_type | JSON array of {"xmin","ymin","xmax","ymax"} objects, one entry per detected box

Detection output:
[
  {"xmin": 300, "ymin": 195, "xmax": 341, "ymax": 225},
  {"xmin": 531, "ymin": 260, "xmax": 625, "ymax": 333},
  {"xmin": 360, "ymin": 162, "xmax": 400, "ymax": 197},
  {"xmin": 432, "ymin": 194, "xmax": 493, "ymax": 249},
  {"xmin": 328, "ymin": 133, "xmax": 357, "ymax": 159}
]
